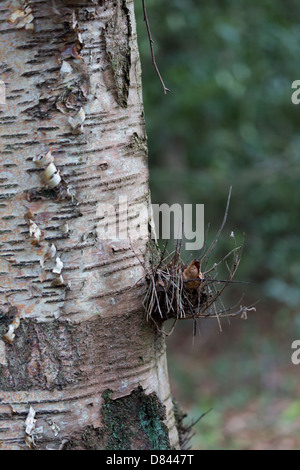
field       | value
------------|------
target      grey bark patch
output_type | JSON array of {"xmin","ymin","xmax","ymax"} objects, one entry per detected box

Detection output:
[
  {"xmin": 0, "ymin": 305, "xmax": 18, "ymax": 339},
  {"xmin": 129, "ymin": 132, "xmax": 148, "ymax": 162},
  {"xmin": 103, "ymin": 0, "xmax": 131, "ymax": 108},
  {"xmin": 0, "ymin": 63, "xmax": 13, "ymax": 74},
  {"xmin": 62, "ymin": 425, "xmax": 105, "ymax": 450},
  {"xmin": 0, "ymin": 320, "xmax": 82, "ymax": 391},
  {"xmin": 23, "ymin": 71, "xmax": 89, "ymax": 120},
  {"xmin": 23, "ymin": 97, "xmax": 57, "ymax": 120},
  {"xmin": 0, "ymin": 312, "xmax": 154, "ymax": 392}
]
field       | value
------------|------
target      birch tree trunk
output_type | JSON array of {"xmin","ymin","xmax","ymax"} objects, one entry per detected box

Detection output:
[{"xmin": 0, "ymin": 0, "xmax": 179, "ymax": 450}]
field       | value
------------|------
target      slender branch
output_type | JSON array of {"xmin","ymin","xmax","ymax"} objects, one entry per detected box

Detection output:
[
  {"xmin": 201, "ymin": 186, "xmax": 232, "ymax": 271},
  {"xmin": 183, "ymin": 278, "xmax": 251, "ymax": 285},
  {"xmin": 185, "ymin": 408, "xmax": 213, "ymax": 432},
  {"xmin": 142, "ymin": 0, "xmax": 170, "ymax": 94}
]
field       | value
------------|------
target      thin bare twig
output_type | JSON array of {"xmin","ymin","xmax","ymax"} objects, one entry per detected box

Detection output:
[
  {"xmin": 185, "ymin": 408, "xmax": 213, "ymax": 432},
  {"xmin": 142, "ymin": 0, "xmax": 170, "ymax": 95},
  {"xmin": 201, "ymin": 186, "xmax": 232, "ymax": 272},
  {"xmin": 183, "ymin": 278, "xmax": 251, "ymax": 285}
]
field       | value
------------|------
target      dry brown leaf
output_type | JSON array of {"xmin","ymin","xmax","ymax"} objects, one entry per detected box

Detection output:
[{"xmin": 182, "ymin": 259, "xmax": 203, "ymax": 289}]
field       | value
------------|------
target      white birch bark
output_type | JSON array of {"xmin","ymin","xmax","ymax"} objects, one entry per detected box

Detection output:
[{"xmin": 0, "ymin": 0, "xmax": 179, "ymax": 450}]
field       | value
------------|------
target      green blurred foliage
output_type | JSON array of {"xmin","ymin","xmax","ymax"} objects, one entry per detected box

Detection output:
[
  {"xmin": 134, "ymin": 0, "xmax": 300, "ymax": 449},
  {"xmin": 135, "ymin": 0, "xmax": 300, "ymax": 306}
]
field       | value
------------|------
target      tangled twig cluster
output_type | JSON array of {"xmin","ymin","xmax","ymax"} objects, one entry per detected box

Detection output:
[{"xmin": 142, "ymin": 188, "xmax": 256, "ymax": 334}]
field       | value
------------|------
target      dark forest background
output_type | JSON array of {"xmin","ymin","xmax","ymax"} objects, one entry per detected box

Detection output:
[{"xmin": 135, "ymin": 0, "xmax": 300, "ymax": 449}]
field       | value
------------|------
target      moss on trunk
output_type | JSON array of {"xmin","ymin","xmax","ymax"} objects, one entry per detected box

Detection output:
[{"xmin": 62, "ymin": 386, "xmax": 171, "ymax": 450}]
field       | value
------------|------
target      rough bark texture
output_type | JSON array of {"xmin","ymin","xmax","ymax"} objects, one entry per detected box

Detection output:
[{"xmin": 0, "ymin": 0, "xmax": 179, "ymax": 449}]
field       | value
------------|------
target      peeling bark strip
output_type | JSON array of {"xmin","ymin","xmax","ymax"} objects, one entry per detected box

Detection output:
[{"xmin": 0, "ymin": 0, "xmax": 179, "ymax": 450}]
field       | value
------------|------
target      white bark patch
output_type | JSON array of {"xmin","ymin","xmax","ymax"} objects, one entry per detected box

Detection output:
[
  {"xmin": 53, "ymin": 256, "xmax": 63, "ymax": 275},
  {"xmin": 60, "ymin": 223, "xmax": 69, "ymax": 234},
  {"xmin": 29, "ymin": 220, "xmax": 42, "ymax": 244},
  {"xmin": 25, "ymin": 406, "xmax": 36, "ymax": 436},
  {"xmin": 68, "ymin": 107, "xmax": 85, "ymax": 133},
  {"xmin": 9, "ymin": 3, "xmax": 34, "ymax": 31},
  {"xmin": 25, "ymin": 406, "xmax": 37, "ymax": 449},
  {"xmin": 42, "ymin": 163, "xmax": 61, "ymax": 189},
  {"xmin": 53, "ymin": 310, "xmax": 61, "ymax": 320},
  {"xmin": 33, "ymin": 150, "xmax": 61, "ymax": 189},
  {"xmin": 0, "ymin": 340, "xmax": 7, "ymax": 366},
  {"xmin": 46, "ymin": 418, "xmax": 60, "ymax": 437},
  {"xmin": 3, "ymin": 316, "xmax": 20, "ymax": 344},
  {"xmin": 33, "ymin": 150, "xmax": 54, "ymax": 168},
  {"xmin": 60, "ymin": 60, "xmax": 73, "ymax": 75},
  {"xmin": 51, "ymin": 275, "xmax": 65, "ymax": 287},
  {"xmin": 40, "ymin": 243, "xmax": 57, "ymax": 268}
]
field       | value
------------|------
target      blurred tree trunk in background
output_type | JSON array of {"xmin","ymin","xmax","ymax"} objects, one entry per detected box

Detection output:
[{"xmin": 0, "ymin": 0, "xmax": 179, "ymax": 449}]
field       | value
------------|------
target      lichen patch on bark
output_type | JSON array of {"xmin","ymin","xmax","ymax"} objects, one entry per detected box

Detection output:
[
  {"xmin": 62, "ymin": 386, "xmax": 171, "ymax": 450},
  {"xmin": 103, "ymin": 0, "xmax": 131, "ymax": 107}
]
